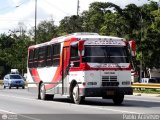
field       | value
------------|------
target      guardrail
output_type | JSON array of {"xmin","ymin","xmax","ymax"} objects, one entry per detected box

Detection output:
[
  {"xmin": 132, "ymin": 83, "xmax": 160, "ymax": 89},
  {"xmin": 0, "ymin": 80, "xmax": 160, "ymax": 89}
]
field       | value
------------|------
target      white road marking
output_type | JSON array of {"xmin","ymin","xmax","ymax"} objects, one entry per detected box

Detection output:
[
  {"xmin": 74, "ymin": 105, "xmax": 139, "ymax": 114},
  {"xmin": 0, "ymin": 94, "xmax": 35, "ymax": 101},
  {"xmin": 125, "ymin": 98, "xmax": 160, "ymax": 103},
  {"xmin": 0, "ymin": 109, "xmax": 41, "ymax": 120}
]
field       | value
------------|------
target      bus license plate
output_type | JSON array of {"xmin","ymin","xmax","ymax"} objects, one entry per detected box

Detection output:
[{"xmin": 106, "ymin": 91, "xmax": 114, "ymax": 95}]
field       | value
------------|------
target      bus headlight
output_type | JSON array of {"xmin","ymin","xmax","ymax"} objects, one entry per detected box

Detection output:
[
  {"xmin": 87, "ymin": 82, "xmax": 97, "ymax": 85},
  {"xmin": 122, "ymin": 81, "xmax": 130, "ymax": 85}
]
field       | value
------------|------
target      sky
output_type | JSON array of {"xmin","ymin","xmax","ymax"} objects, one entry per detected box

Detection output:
[{"xmin": 0, "ymin": 0, "xmax": 157, "ymax": 34}]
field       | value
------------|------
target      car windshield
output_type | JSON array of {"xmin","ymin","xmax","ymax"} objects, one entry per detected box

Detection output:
[
  {"xmin": 10, "ymin": 75, "xmax": 22, "ymax": 79},
  {"xmin": 83, "ymin": 45, "xmax": 130, "ymax": 63}
]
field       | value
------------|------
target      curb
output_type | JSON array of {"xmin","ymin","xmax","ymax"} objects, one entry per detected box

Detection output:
[{"xmin": 133, "ymin": 93, "xmax": 160, "ymax": 97}]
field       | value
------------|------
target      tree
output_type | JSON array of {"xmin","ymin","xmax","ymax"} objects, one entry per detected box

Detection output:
[
  {"xmin": 29, "ymin": 19, "xmax": 58, "ymax": 44},
  {"xmin": 58, "ymin": 15, "xmax": 83, "ymax": 34},
  {"xmin": 100, "ymin": 12, "xmax": 126, "ymax": 37},
  {"xmin": 0, "ymin": 34, "xmax": 15, "ymax": 78},
  {"xmin": 0, "ymin": 22, "xmax": 33, "ymax": 77}
]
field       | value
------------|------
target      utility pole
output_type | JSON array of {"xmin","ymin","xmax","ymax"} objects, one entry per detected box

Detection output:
[
  {"xmin": 140, "ymin": 6, "xmax": 144, "ymax": 80},
  {"xmin": 77, "ymin": 0, "xmax": 80, "ymax": 16},
  {"xmin": 35, "ymin": 0, "xmax": 37, "ymax": 44},
  {"xmin": 158, "ymin": 0, "xmax": 160, "ymax": 13}
]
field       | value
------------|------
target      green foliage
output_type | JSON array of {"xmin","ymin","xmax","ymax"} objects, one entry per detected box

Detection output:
[
  {"xmin": 134, "ymin": 88, "xmax": 160, "ymax": 94},
  {"xmin": 58, "ymin": 15, "xmax": 84, "ymax": 34},
  {"xmin": 58, "ymin": 1, "xmax": 160, "ymax": 71},
  {"xmin": 0, "ymin": 33, "xmax": 33, "ymax": 78},
  {"xmin": 29, "ymin": 19, "xmax": 58, "ymax": 44}
]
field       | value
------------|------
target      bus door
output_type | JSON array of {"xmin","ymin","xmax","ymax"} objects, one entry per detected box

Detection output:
[{"xmin": 62, "ymin": 46, "xmax": 70, "ymax": 95}]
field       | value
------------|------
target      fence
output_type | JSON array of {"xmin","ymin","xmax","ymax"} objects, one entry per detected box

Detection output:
[
  {"xmin": 0, "ymin": 81, "xmax": 160, "ymax": 89},
  {"xmin": 132, "ymin": 83, "xmax": 160, "ymax": 89}
]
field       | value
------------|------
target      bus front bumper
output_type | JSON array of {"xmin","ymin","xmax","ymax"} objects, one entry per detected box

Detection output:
[{"xmin": 81, "ymin": 87, "xmax": 133, "ymax": 97}]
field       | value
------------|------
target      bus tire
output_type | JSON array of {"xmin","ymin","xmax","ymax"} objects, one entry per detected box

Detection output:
[
  {"xmin": 39, "ymin": 83, "xmax": 47, "ymax": 100},
  {"xmin": 3, "ymin": 84, "xmax": 6, "ymax": 89},
  {"xmin": 39, "ymin": 83, "xmax": 54, "ymax": 100},
  {"xmin": 112, "ymin": 94, "xmax": 124, "ymax": 105},
  {"xmin": 38, "ymin": 82, "xmax": 43, "ymax": 99},
  {"xmin": 72, "ymin": 84, "xmax": 84, "ymax": 104},
  {"xmin": 45, "ymin": 94, "xmax": 54, "ymax": 100}
]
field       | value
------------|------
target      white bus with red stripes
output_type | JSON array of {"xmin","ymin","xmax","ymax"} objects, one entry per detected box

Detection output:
[{"xmin": 27, "ymin": 33, "xmax": 136, "ymax": 104}]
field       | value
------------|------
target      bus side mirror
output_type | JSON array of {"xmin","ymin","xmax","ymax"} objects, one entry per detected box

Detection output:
[
  {"xmin": 78, "ymin": 40, "xmax": 85, "ymax": 51},
  {"xmin": 129, "ymin": 40, "xmax": 136, "ymax": 57},
  {"xmin": 78, "ymin": 40, "xmax": 85, "ymax": 57}
]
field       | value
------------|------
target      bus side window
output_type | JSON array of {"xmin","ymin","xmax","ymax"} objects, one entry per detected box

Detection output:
[
  {"xmin": 38, "ymin": 47, "xmax": 46, "ymax": 67},
  {"xmin": 46, "ymin": 45, "xmax": 52, "ymax": 66},
  {"xmin": 33, "ymin": 48, "xmax": 39, "ymax": 68},
  {"xmin": 28, "ymin": 49, "xmax": 34, "ymax": 68},
  {"xmin": 52, "ymin": 43, "xmax": 61, "ymax": 66},
  {"xmin": 70, "ymin": 44, "xmax": 80, "ymax": 67}
]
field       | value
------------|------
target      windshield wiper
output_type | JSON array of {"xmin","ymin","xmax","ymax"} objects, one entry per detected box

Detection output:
[{"xmin": 108, "ymin": 56, "xmax": 123, "ymax": 70}]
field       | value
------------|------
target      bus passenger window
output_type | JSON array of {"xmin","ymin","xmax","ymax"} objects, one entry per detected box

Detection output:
[
  {"xmin": 52, "ymin": 43, "xmax": 61, "ymax": 66},
  {"xmin": 46, "ymin": 45, "xmax": 52, "ymax": 66},
  {"xmin": 28, "ymin": 49, "xmax": 34, "ymax": 68},
  {"xmin": 33, "ymin": 48, "xmax": 39, "ymax": 68},
  {"xmin": 38, "ymin": 47, "xmax": 46, "ymax": 67}
]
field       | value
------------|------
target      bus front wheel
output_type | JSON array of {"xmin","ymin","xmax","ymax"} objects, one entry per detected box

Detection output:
[
  {"xmin": 72, "ymin": 84, "xmax": 84, "ymax": 104},
  {"xmin": 39, "ymin": 83, "xmax": 54, "ymax": 100},
  {"xmin": 112, "ymin": 94, "xmax": 124, "ymax": 105},
  {"xmin": 40, "ymin": 83, "xmax": 46, "ymax": 100}
]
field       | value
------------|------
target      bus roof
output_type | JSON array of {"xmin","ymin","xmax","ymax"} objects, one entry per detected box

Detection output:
[{"xmin": 28, "ymin": 32, "xmax": 126, "ymax": 49}]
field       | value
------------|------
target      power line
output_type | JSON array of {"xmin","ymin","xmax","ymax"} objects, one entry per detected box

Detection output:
[
  {"xmin": 15, "ymin": 0, "xmax": 29, "ymax": 8},
  {"xmin": 0, "ymin": 18, "xmax": 60, "ymax": 22},
  {"xmin": 43, "ymin": 0, "xmax": 72, "ymax": 16},
  {"xmin": 0, "ymin": 0, "xmax": 29, "ymax": 14}
]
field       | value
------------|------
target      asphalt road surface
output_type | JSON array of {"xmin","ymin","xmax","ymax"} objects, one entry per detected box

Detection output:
[{"xmin": 0, "ymin": 88, "xmax": 160, "ymax": 120}]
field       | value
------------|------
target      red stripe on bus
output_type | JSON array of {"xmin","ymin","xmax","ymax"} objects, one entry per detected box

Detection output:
[{"xmin": 31, "ymin": 68, "xmax": 41, "ymax": 83}]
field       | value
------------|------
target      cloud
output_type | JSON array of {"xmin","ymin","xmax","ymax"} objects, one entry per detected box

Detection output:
[
  {"xmin": 0, "ymin": 0, "xmax": 151, "ymax": 34},
  {"xmin": 0, "ymin": 0, "xmax": 35, "ymax": 33},
  {"xmin": 8, "ymin": 0, "xmax": 22, "ymax": 7}
]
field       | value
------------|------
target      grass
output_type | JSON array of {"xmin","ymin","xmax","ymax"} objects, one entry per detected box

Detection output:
[{"xmin": 134, "ymin": 88, "xmax": 160, "ymax": 94}]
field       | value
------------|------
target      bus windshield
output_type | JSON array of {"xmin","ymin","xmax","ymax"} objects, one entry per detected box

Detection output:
[{"xmin": 83, "ymin": 45, "xmax": 129, "ymax": 63}]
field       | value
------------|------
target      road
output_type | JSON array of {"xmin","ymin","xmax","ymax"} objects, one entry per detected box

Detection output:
[{"xmin": 0, "ymin": 88, "xmax": 160, "ymax": 120}]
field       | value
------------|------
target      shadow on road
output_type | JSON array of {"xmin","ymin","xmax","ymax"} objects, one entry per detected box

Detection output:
[
  {"xmin": 123, "ymin": 99, "xmax": 160, "ymax": 108},
  {"xmin": 51, "ymin": 97, "xmax": 120, "ymax": 106},
  {"xmin": 51, "ymin": 97, "xmax": 160, "ymax": 108}
]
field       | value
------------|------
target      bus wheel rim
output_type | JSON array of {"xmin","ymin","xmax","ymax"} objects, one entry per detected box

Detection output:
[
  {"xmin": 73, "ymin": 85, "xmax": 78, "ymax": 101},
  {"xmin": 40, "ymin": 84, "xmax": 45, "ymax": 99}
]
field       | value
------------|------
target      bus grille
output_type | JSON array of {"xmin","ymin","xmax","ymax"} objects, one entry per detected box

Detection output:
[{"xmin": 102, "ymin": 76, "xmax": 119, "ymax": 86}]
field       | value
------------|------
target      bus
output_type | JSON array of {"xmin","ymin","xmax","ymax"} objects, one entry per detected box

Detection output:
[{"xmin": 27, "ymin": 33, "xmax": 135, "ymax": 105}]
